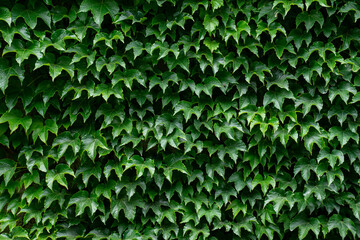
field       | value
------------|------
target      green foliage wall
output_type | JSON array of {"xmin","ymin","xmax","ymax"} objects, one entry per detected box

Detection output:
[{"xmin": 1, "ymin": 0, "xmax": 360, "ymax": 239}]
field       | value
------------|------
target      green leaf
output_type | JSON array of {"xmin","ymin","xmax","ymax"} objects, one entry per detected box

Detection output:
[
  {"xmin": 123, "ymin": 155, "xmax": 155, "ymax": 179},
  {"xmin": 34, "ymin": 53, "xmax": 74, "ymax": 81},
  {"xmin": 273, "ymin": 0, "xmax": 304, "ymax": 16},
  {"xmin": 46, "ymin": 164, "xmax": 75, "ymax": 190},
  {"xmin": 0, "ymin": 109, "xmax": 32, "ymax": 133},
  {"xmin": 204, "ymin": 37, "xmax": 219, "ymax": 52},
  {"xmin": 295, "ymin": 93, "xmax": 323, "ymax": 116},
  {"xmin": 328, "ymin": 214, "xmax": 356, "ymax": 239},
  {"xmin": 0, "ymin": 22, "xmax": 31, "ymax": 45},
  {"xmin": 0, "ymin": 58, "xmax": 25, "ymax": 92},
  {"xmin": 81, "ymin": 131, "xmax": 109, "ymax": 160},
  {"xmin": 76, "ymin": 162, "xmax": 102, "ymax": 187},
  {"xmin": 305, "ymin": 0, "xmax": 330, "ymax": 10},
  {"xmin": 329, "ymin": 126, "xmax": 359, "ymax": 147},
  {"xmin": 110, "ymin": 194, "xmax": 145, "ymax": 221},
  {"xmin": 226, "ymin": 199, "xmax": 247, "ymax": 219},
  {"xmin": 12, "ymin": 3, "xmax": 51, "ymax": 29},
  {"xmin": 79, "ymin": 0, "xmax": 119, "ymax": 25},
  {"xmin": 290, "ymin": 214, "xmax": 321, "ymax": 240},
  {"xmin": 125, "ymin": 41, "xmax": 144, "ymax": 60},
  {"xmin": 296, "ymin": 9, "xmax": 324, "ymax": 32},
  {"xmin": 263, "ymin": 88, "xmax": 295, "ymax": 110},
  {"xmin": 317, "ymin": 148, "xmax": 344, "ymax": 168},
  {"xmin": 29, "ymin": 118, "xmax": 58, "ymax": 143},
  {"xmin": 0, "ymin": 7, "xmax": 11, "ymax": 26},
  {"xmin": 329, "ymin": 82, "xmax": 357, "ymax": 103},
  {"xmin": 0, "ymin": 159, "xmax": 16, "ymax": 185},
  {"xmin": 264, "ymin": 189, "xmax": 292, "ymax": 215},
  {"xmin": 203, "ymin": 14, "xmax": 219, "ymax": 33},
  {"xmin": 52, "ymin": 132, "xmax": 81, "ymax": 158},
  {"xmin": 339, "ymin": 2, "xmax": 360, "ymax": 21},
  {"xmin": 3, "ymin": 39, "xmax": 43, "ymax": 65},
  {"xmin": 294, "ymin": 157, "xmax": 317, "ymax": 182},
  {"xmin": 68, "ymin": 191, "xmax": 99, "ymax": 216},
  {"xmin": 211, "ymin": 0, "xmax": 224, "ymax": 10},
  {"xmin": 160, "ymin": 153, "xmax": 191, "ymax": 183},
  {"xmin": 251, "ymin": 174, "xmax": 276, "ymax": 194}
]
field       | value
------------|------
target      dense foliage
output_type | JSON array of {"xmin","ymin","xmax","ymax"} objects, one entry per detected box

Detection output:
[{"xmin": 1, "ymin": 0, "xmax": 360, "ymax": 239}]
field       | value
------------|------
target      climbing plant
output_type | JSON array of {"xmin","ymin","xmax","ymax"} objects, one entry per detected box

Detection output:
[{"xmin": 1, "ymin": 0, "xmax": 360, "ymax": 239}]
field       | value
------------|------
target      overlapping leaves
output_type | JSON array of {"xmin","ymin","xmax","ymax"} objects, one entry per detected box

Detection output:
[{"xmin": 0, "ymin": 0, "xmax": 360, "ymax": 239}]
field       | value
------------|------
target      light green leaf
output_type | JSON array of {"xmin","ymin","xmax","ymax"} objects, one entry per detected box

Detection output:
[
  {"xmin": 203, "ymin": 14, "xmax": 219, "ymax": 33},
  {"xmin": 0, "ymin": 109, "xmax": 32, "ymax": 133}
]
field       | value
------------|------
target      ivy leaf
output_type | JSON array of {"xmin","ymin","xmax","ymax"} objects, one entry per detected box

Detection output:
[
  {"xmin": 226, "ymin": 199, "xmax": 247, "ymax": 219},
  {"xmin": 263, "ymin": 88, "xmax": 295, "ymax": 110},
  {"xmin": 305, "ymin": 0, "xmax": 330, "ymax": 10},
  {"xmin": 76, "ymin": 162, "xmax": 102, "ymax": 187},
  {"xmin": 0, "ymin": 7, "xmax": 11, "ymax": 26},
  {"xmin": 125, "ymin": 41, "xmax": 144, "ymax": 60},
  {"xmin": 203, "ymin": 14, "xmax": 219, "ymax": 34},
  {"xmin": 29, "ymin": 118, "xmax": 58, "ymax": 143},
  {"xmin": 329, "ymin": 126, "xmax": 359, "ymax": 147},
  {"xmin": 79, "ymin": 0, "xmax": 119, "ymax": 25},
  {"xmin": 329, "ymin": 82, "xmax": 356, "ymax": 103},
  {"xmin": 290, "ymin": 214, "xmax": 321, "ymax": 240},
  {"xmin": 81, "ymin": 131, "xmax": 109, "ymax": 160},
  {"xmin": 317, "ymin": 148, "xmax": 344, "ymax": 168},
  {"xmin": 35, "ymin": 53, "xmax": 74, "ymax": 81},
  {"xmin": 3, "ymin": 39, "xmax": 43, "ymax": 65},
  {"xmin": 264, "ymin": 189, "xmax": 292, "ymax": 215},
  {"xmin": 46, "ymin": 164, "xmax": 75, "ymax": 190},
  {"xmin": 0, "ymin": 58, "xmax": 25, "ymax": 92},
  {"xmin": 328, "ymin": 214, "xmax": 356, "ymax": 239},
  {"xmin": 52, "ymin": 132, "xmax": 81, "ymax": 158},
  {"xmin": 68, "ymin": 44, "xmax": 97, "ymax": 67},
  {"xmin": 0, "ymin": 159, "xmax": 16, "ymax": 186},
  {"xmin": 211, "ymin": 0, "xmax": 224, "ymax": 10},
  {"xmin": 12, "ymin": 3, "xmax": 51, "ymax": 29},
  {"xmin": 68, "ymin": 191, "xmax": 99, "ymax": 216},
  {"xmin": 296, "ymin": 9, "xmax": 324, "ymax": 32},
  {"xmin": 110, "ymin": 194, "xmax": 145, "ymax": 221},
  {"xmin": 328, "ymin": 105, "xmax": 357, "ymax": 126},
  {"xmin": 0, "ymin": 22, "xmax": 31, "ymax": 45},
  {"xmin": 287, "ymin": 29, "xmax": 312, "ymax": 50},
  {"xmin": 303, "ymin": 129, "xmax": 327, "ymax": 154},
  {"xmin": 294, "ymin": 158, "xmax": 316, "ymax": 182},
  {"xmin": 198, "ymin": 204, "xmax": 222, "ymax": 224},
  {"xmin": 339, "ymin": 2, "xmax": 360, "ymax": 21},
  {"xmin": 123, "ymin": 155, "xmax": 155, "ymax": 179},
  {"xmin": 160, "ymin": 154, "xmax": 191, "ymax": 183},
  {"xmin": 203, "ymin": 37, "xmax": 219, "ymax": 52},
  {"xmin": 295, "ymin": 93, "xmax": 323, "ymax": 116},
  {"xmin": 273, "ymin": 0, "xmax": 304, "ymax": 16},
  {"xmin": 251, "ymin": 174, "xmax": 276, "ymax": 194},
  {"xmin": 0, "ymin": 109, "xmax": 32, "ymax": 133}
]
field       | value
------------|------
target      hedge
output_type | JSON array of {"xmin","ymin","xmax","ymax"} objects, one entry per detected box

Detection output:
[{"xmin": 1, "ymin": 0, "xmax": 360, "ymax": 239}]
